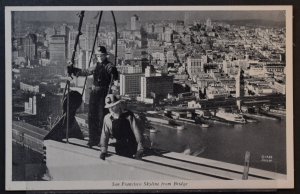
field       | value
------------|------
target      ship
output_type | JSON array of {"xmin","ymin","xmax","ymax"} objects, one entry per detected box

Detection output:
[{"xmin": 215, "ymin": 109, "xmax": 246, "ymax": 124}]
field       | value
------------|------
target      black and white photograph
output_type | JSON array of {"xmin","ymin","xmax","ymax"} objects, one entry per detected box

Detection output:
[{"xmin": 5, "ymin": 6, "xmax": 293, "ymax": 190}]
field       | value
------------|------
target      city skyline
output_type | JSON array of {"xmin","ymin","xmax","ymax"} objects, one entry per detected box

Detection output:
[{"xmin": 13, "ymin": 10, "xmax": 285, "ymax": 24}]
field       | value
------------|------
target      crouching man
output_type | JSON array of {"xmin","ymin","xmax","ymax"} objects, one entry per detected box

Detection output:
[{"xmin": 99, "ymin": 94, "xmax": 144, "ymax": 160}]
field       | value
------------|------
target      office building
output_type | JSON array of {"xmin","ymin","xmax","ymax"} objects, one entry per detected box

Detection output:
[
  {"xmin": 85, "ymin": 23, "xmax": 97, "ymax": 51},
  {"xmin": 120, "ymin": 73, "xmax": 143, "ymax": 96},
  {"xmin": 49, "ymin": 35, "xmax": 66, "ymax": 64},
  {"xmin": 141, "ymin": 73, "xmax": 173, "ymax": 101},
  {"xmin": 187, "ymin": 57, "xmax": 203, "ymax": 76},
  {"xmin": 23, "ymin": 33, "xmax": 37, "ymax": 60},
  {"xmin": 131, "ymin": 15, "xmax": 139, "ymax": 31}
]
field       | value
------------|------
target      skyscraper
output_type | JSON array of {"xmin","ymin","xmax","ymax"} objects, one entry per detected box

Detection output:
[
  {"xmin": 23, "ymin": 33, "xmax": 37, "ymax": 60},
  {"xmin": 120, "ymin": 73, "xmax": 143, "ymax": 96},
  {"xmin": 206, "ymin": 18, "xmax": 212, "ymax": 27},
  {"xmin": 85, "ymin": 23, "xmax": 97, "ymax": 51},
  {"xmin": 187, "ymin": 57, "xmax": 203, "ymax": 76},
  {"xmin": 184, "ymin": 12, "xmax": 191, "ymax": 26},
  {"xmin": 141, "ymin": 66, "xmax": 173, "ymax": 101},
  {"xmin": 68, "ymin": 30, "xmax": 77, "ymax": 60},
  {"xmin": 131, "ymin": 15, "xmax": 139, "ymax": 31},
  {"xmin": 49, "ymin": 35, "xmax": 66, "ymax": 65}
]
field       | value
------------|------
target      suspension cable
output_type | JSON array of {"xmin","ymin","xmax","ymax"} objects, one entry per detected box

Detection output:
[
  {"xmin": 71, "ymin": 11, "xmax": 85, "ymax": 66},
  {"xmin": 108, "ymin": 11, "xmax": 118, "ymax": 94},
  {"xmin": 64, "ymin": 11, "xmax": 85, "ymax": 143},
  {"xmin": 82, "ymin": 11, "xmax": 103, "ymax": 96},
  {"xmin": 111, "ymin": 11, "xmax": 117, "ymax": 66}
]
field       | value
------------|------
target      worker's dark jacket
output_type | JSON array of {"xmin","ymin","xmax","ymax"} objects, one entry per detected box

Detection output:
[
  {"xmin": 73, "ymin": 59, "xmax": 118, "ymax": 144},
  {"xmin": 100, "ymin": 111, "xmax": 144, "ymax": 157},
  {"xmin": 74, "ymin": 59, "xmax": 118, "ymax": 89}
]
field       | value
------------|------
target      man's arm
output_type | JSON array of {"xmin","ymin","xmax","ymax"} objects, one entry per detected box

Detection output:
[
  {"xmin": 106, "ymin": 63, "xmax": 119, "ymax": 81},
  {"xmin": 68, "ymin": 64, "xmax": 96, "ymax": 77}
]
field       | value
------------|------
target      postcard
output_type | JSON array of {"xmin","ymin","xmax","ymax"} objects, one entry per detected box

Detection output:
[{"xmin": 5, "ymin": 5, "xmax": 293, "ymax": 190}]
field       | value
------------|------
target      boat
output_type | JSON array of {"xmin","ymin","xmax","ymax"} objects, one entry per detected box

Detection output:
[{"xmin": 215, "ymin": 109, "xmax": 246, "ymax": 124}]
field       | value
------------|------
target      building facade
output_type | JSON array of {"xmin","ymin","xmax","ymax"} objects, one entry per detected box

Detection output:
[
  {"xmin": 120, "ymin": 73, "xmax": 143, "ymax": 96},
  {"xmin": 141, "ymin": 75, "xmax": 173, "ymax": 100},
  {"xmin": 187, "ymin": 57, "xmax": 203, "ymax": 76},
  {"xmin": 23, "ymin": 34, "xmax": 37, "ymax": 60},
  {"xmin": 49, "ymin": 35, "xmax": 66, "ymax": 64},
  {"xmin": 85, "ymin": 23, "xmax": 97, "ymax": 51},
  {"xmin": 131, "ymin": 15, "xmax": 140, "ymax": 31}
]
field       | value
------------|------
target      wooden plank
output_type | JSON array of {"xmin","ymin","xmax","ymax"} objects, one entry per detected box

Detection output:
[{"xmin": 163, "ymin": 152, "xmax": 286, "ymax": 180}]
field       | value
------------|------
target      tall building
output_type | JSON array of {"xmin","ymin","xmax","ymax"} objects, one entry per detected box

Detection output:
[
  {"xmin": 23, "ymin": 34, "xmax": 37, "ymax": 60},
  {"xmin": 187, "ymin": 57, "xmax": 203, "ymax": 76},
  {"xmin": 164, "ymin": 30, "xmax": 173, "ymax": 43},
  {"xmin": 77, "ymin": 50, "xmax": 87, "ymax": 69},
  {"xmin": 59, "ymin": 24, "xmax": 69, "ymax": 36},
  {"xmin": 85, "ymin": 23, "xmax": 97, "ymax": 51},
  {"xmin": 131, "ymin": 15, "xmax": 139, "ymax": 31},
  {"xmin": 49, "ymin": 35, "xmax": 66, "ymax": 64},
  {"xmin": 24, "ymin": 96, "xmax": 37, "ymax": 115},
  {"xmin": 184, "ymin": 12, "xmax": 191, "ymax": 26},
  {"xmin": 68, "ymin": 30, "xmax": 77, "ymax": 60},
  {"xmin": 206, "ymin": 18, "xmax": 212, "ymax": 27},
  {"xmin": 120, "ymin": 73, "xmax": 143, "ymax": 96},
  {"xmin": 141, "ymin": 67, "xmax": 173, "ymax": 101}
]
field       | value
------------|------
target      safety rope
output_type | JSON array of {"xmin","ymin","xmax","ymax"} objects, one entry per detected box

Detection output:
[
  {"xmin": 111, "ymin": 11, "xmax": 117, "ymax": 67},
  {"xmin": 108, "ymin": 11, "xmax": 118, "ymax": 94}
]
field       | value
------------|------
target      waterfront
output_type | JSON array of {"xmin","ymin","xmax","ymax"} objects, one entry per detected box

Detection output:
[
  {"xmin": 149, "ymin": 116, "xmax": 286, "ymax": 174},
  {"xmin": 12, "ymin": 115, "xmax": 286, "ymax": 180}
]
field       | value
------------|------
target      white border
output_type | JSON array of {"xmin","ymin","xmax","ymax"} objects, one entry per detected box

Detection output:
[{"xmin": 5, "ymin": 5, "xmax": 294, "ymax": 190}]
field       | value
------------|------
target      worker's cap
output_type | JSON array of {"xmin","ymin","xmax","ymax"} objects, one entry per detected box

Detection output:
[
  {"xmin": 105, "ymin": 94, "xmax": 124, "ymax": 108},
  {"xmin": 95, "ymin": 46, "xmax": 107, "ymax": 54}
]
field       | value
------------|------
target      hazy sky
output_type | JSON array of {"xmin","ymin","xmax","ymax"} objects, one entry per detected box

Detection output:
[{"xmin": 14, "ymin": 10, "xmax": 285, "ymax": 24}]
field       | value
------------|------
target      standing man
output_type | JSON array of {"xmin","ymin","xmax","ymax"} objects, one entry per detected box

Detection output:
[
  {"xmin": 99, "ymin": 94, "xmax": 144, "ymax": 160},
  {"xmin": 68, "ymin": 46, "xmax": 118, "ymax": 147}
]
